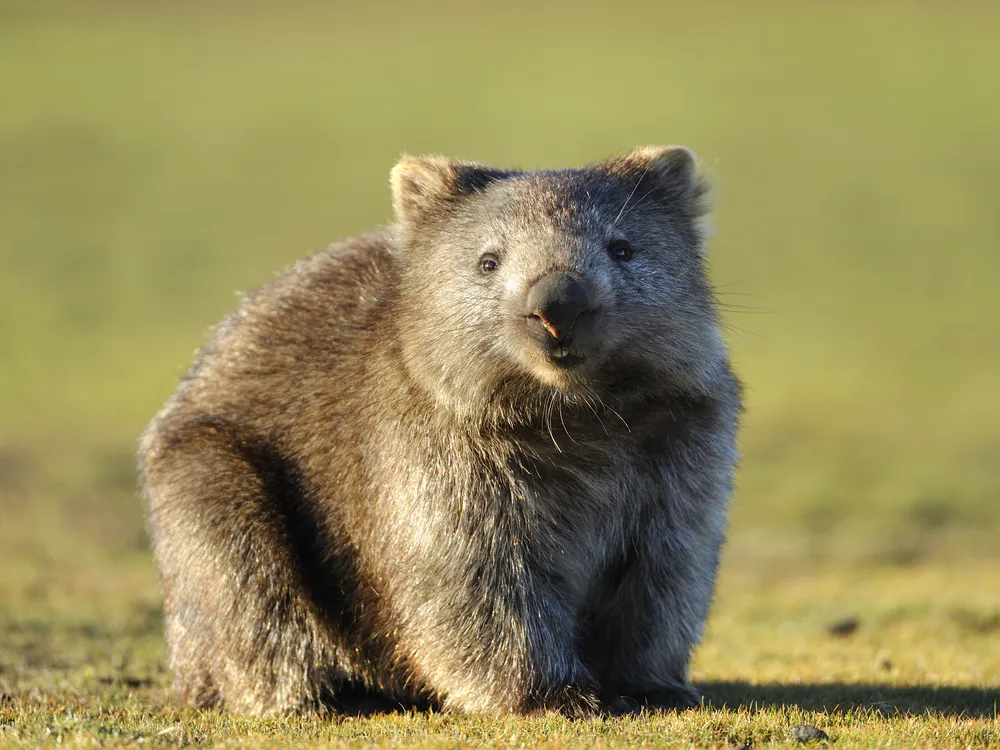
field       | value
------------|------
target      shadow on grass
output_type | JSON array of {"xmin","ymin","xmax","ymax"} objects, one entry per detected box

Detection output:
[
  {"xmin": 700, "ymin": 680, "xmax": 1000, "ymax": 719},
  {"xmin": 273, "ymin": 682, "xmax": 1000, "ymax": 720}
]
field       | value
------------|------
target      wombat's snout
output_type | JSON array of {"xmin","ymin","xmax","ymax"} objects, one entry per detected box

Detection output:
[{"xmin": 525, "ymin": 273, "xmax": 594, "ymax": 359}]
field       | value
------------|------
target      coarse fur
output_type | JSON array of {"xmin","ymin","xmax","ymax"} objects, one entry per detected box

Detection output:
[{"xmin": 139, "ymin": 146, "xmax": 743, "ymax": 718}]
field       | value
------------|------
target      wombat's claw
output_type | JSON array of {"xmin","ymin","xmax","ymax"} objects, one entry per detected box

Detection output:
[
  {"xmin": 640, "ymin": 684, "xmax": 703, "ymax": 712},
  {"xmin": 605, "ymin": 685, "xmax": 701, "ymax": 715},
  {"xmin": 603, "ymin": 695, "xmax": 641, "ymax": 716}
]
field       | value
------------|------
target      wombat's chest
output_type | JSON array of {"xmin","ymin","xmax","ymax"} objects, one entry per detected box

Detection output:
[
  {"xmin": 367, "ymin": 437, "xmax": 672, "ymax": 614},
  {"xmin": 512, "ymin": 455, "xmax": 666, "ymax": 607}
]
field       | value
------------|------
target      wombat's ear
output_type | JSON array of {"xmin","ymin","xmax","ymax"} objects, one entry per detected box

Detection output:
[
  {"xmin": 390, "ymin": 155, "xmax": 512, "ymax": 227},
  {"xmin": 606, "ymin": 146, "xmax": 711, "ymax": 218}
]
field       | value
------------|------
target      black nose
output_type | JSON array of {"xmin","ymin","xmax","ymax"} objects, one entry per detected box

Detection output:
[{"xmin": 526, "ymin": 273, "xmax": 591, "ymax": 341}]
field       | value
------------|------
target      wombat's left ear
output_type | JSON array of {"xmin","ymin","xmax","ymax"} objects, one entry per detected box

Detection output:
[
  {"xmin": 390, "ymin": 155, "xmax": 512, "ymax": 227},
  {"xmin": 607, "ymin": 146, "xmax": 711, "ymax": 218}
]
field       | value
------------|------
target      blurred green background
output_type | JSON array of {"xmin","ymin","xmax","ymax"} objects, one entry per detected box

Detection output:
[{"xmin": 1, "ymin": 0, "xmax": 998, "ymax": 616}]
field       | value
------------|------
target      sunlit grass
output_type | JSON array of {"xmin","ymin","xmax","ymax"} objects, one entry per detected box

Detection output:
[{"xmin": 1, "ymin": 0, "xmax": 998, "ymax": 746}]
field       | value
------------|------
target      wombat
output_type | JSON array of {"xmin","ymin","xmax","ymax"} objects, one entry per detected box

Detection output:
[{"xmin": 139, "ymin": 146, "xmax": 742, "ymax": 718}]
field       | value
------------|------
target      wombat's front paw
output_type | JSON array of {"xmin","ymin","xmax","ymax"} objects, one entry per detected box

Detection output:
[
  {"xmin": 610, "ymin": 684, "xmax": 702, "ymax": 715},
  {"xmin": 602, "ymin": 694, "xmax": 641, "ymax": 716},
  {"xmin": 639, "ymin": 683, "xmax": 702, "ymax": 712}
]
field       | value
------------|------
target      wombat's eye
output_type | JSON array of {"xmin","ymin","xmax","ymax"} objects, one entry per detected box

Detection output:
[
  {"xmin": 608, "ymin": 239, "xmax": 634, "ymax": 261},
  {"xmin": 480, "ymin": 254, "xmax": 499, "ymax": 273}
]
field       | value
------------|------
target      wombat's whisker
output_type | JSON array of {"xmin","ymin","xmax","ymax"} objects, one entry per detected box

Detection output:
[
  {"xmin": 617, "ymin": 184, "xmax": 662, "ymax": 224},
  {"xmin": 557, "ymin": 397, "xmax": 579, "ymax": 446},
  {"xmin": 612, "ymin": 164, "xmax": 650, "ymax": 226}
]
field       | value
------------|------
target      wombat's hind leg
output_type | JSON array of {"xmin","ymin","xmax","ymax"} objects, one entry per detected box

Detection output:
[{"xmin": 141, "ymin": 417, "xmax": 348, "ymax": 716}]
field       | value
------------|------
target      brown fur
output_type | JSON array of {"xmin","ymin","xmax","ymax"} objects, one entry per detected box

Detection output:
[{"xmin": 139, "ymin": 146, "xmax": 742, "ymax": 717}]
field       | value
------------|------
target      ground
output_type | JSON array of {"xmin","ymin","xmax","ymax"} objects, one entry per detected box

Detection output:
[{"xmin": 0, "ymin": 1, "xmax": 998, "ymax": 747}]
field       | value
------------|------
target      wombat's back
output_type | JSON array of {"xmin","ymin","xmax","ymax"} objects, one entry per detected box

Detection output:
[{"xmin": 149, "ymin": 229, "xmax": 398, "ymax": 439}]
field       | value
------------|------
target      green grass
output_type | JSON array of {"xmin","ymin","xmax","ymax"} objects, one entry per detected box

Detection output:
[{"xmin": 1, "ymin": 0, "xmax": 998, "ymax": 746}]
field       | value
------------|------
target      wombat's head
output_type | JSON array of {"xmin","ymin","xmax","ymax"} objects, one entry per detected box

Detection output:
[{"xmin": 391, "ymin": 147, "xmax": 727, "ymax": 425}]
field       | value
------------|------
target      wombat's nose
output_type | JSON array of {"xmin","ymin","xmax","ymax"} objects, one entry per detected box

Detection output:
[{"xmin": 526, "ymin": 273, "xmax": 591, "ymax": 341}]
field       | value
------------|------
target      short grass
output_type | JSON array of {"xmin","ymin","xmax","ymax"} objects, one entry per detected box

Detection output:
[{"xmin": 1, "ymin": 1, "xmax": 998, "ymax": 746}]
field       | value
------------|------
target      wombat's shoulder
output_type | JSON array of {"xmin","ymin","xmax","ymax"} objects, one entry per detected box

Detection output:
[{"xmin": 239, "ymin": 228, "xmax": 398, "ymax": 330}]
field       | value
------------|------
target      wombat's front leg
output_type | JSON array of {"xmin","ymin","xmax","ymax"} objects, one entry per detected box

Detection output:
[
  {"xmin": 591, "ymin": 511, "xmax": 725, "ymax": 713},
  {"xmin": 424, "ymin": 600, "xmax": 601, "ymax": 717},
  {"xmin": 388, "ymin": 535, "xmax": 601, "ymax": 717},
  {"xmin": 441, "ymin": 621, "xmax": 603, "ymax": 718}
]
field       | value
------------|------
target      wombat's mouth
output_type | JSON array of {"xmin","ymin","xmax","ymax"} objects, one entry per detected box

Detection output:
[
  {"xmin": 521, "ymin": 303, "xmax": 601, "ymax": 373},
  {"xmin": 544, "ymin": 349, "xmax": 586, "ymax": 369}
]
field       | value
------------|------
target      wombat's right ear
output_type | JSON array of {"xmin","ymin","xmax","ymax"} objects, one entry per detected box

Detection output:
[
  {"xmin": 606, "ymin": 146, "xmax": 711, "ymax": 220},
  {"xmin": 390, "ymin": 155, "xmax": 511, "ymax": 227}
]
